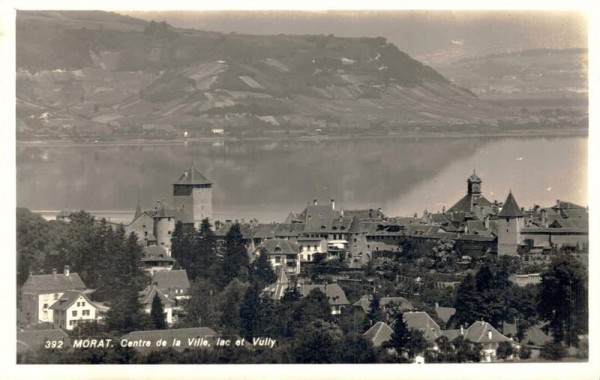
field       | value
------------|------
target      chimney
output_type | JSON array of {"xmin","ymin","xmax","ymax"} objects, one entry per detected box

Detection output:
[
  {"xmin": 484, "ymin": 215, "xmax": 490, "ymax": 229},
  {"xmin": 313, "ymin": 199, "xmax": 318, "ymax": 206},
  {"xmin": 340, "ymin": 209, "xmax": 344, "ymax": 217},
  {"xmin": 460, "ymin": 325, "xmax": 464, "ymax": 336},
  {"xmin": 331, "ymin": 199, "xmax": 335, "ymax": 210},
  {"xmin": 63, "ymin": 265, "xmax": 70, "ymax": 277},
  {"xmin": 52, "ymin": 268, "xmax": 57, "ymax": 278},
  {"xmin": 487, "ymin": 330, "xmax": 492, "ymax": 340},
  {"xmin": 369, "ymin": 209, "xmax": 373, "ymax": 218},
  {"xmin": 435, "ymin": 302, "xmax": 439, "ymax": 309}
]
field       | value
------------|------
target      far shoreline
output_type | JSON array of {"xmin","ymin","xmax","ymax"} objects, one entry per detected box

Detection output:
[{"xmin": 15, "ymin": 128, "xmax": 588, "ymax": 148}]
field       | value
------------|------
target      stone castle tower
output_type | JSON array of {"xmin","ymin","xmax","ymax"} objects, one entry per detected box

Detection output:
[
  {"xmin": 496, "ymin": 191, "xmax": 524, "ymax": 256},
  {"xmin": 172, "ymin": 166, "xmax": 213, "ymax": 228}
]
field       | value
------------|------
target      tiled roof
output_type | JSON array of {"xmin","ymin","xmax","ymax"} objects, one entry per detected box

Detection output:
[
  {"xmin": 464, "ymin": 321, "xmax": 512, "ymax": 344},
  {"xmin": 343, "ymin": 209, "xmax": 385, "ymax": 220},
  {"xmin": 259, "ymin": 239, "xmax": 299, "ymax": 256},
  {"xmin": 363, "ymin": 322, "xmax": 393, "ymax": 347},
  {"xmin": 139, "ymin": 284, "xmax": 174, "ymax": 307},
  {"xmin": 435, "ymin": 305, "xmax": 456, "ymax": 324},
  {"xmin": 262, "ymin": 266, "xmax": 290, "ymax": 300},
  {"xmin": 403, "ymin": 311, "xmax": 442, "ymax": 341},
  {"xmin": 299, "ymin": 204, "xmax": 341, "ymax": 222},
  {"xmin": 143, "ymin": 245, "xmax": 170, "ymax": 259},
  {"xmin": 253, "ymin": 224, "xmax": 277, "ymax": 239},
  {"xmin": 448, "ymin": 193, "xmax": 492, "ymax": 214},
  {"xmin": 17, "ymin": 329, "xmax": 72, "ymax": 353},
  {"xmin": 498, "ymin": 192, "xmax": 523, "ymax": 218},
  {"xmin": 441, "ymin": 329, "xmax": 461, "ymax": 341},
  {"xmin": 299, "ymin": 284, "xmax": 349, "ymax": 306},
  {"xmin": 456, "ymin": 234, "xmax": 496, "ymax": 242},
  {"xmin": 152, "ymin": 270, "xmax": 190, "ymax": 292},
  {"xmin": 49, "ymin": 290, "xmax": 96, "ymax": 311},
  {"xmin": 174, "ymin": 167, "xmax": 212, "ymax": 186},
  {"xmin": 21, "ymin": 272, "xmax": 86, "ymax": 294}
]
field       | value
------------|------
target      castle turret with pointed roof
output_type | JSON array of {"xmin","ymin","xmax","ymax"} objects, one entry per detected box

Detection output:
[
  {"xmin": 173, "ymin": 165, "xmax": 213, "ymax": 228},
  {"xmin": 495, "ymin": 191, "xmax": 525, "ymax": 256}
]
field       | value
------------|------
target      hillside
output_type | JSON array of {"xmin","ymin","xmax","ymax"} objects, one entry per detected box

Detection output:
[
  {"xmin": 438, "ymin": 49, "xmax": 588, "ymax": 118},
  {"xmin": 16, "ymin": 11, "xmax": 579, "ymax": 142}
]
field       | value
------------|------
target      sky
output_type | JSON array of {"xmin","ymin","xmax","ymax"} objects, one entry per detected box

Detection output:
[{"xmin": 125, "ymin": 10, "xmax": 587, "ymax": 66}]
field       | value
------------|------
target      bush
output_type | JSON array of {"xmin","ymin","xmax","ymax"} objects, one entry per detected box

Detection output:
[
  {"xmin": 518, "ymin": 346, "xmax": 531, "ymax": 360},
  {"xmin": 541, "ymin": 342, "xmax": 567, "ymax": 361}
]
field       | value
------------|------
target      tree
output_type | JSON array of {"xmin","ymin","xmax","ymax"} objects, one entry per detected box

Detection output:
[
  {"xmin": 540, "ymin": 341, "xmax": 567, "ymax": 361},
  {"xmin": 150, "ymin": 294, "xmax": 167, "ymax": 330},
  {"xmin": 363, "ymin": 293, "xmax": 383, "ymax": 330},
  {"xmin": 180, "ymin": 278, "xmax": 219, "ymax": 328},
  {"xmin": 292, "ymin": 320, "xmax": 343, "ymax": 363},
  {"xmin": 385, "ymin": 313, "xmax": 427, "ymax": 361},
  {"xmin": 219, "ymin": 279, "xmax": 248, "ymax": 334},
  {"xmin": 538, "ymin": 254, "xmax": 588, "ymax": 346},
  {"xmin": 252, "ymin": 248, "xmax": 276, "ymax": 288},
  {"xmin": 496, "ymin": 341, "xmax": 514, "ymax": 360},
  {"xmin": 454, "ymin": 264, "xmax": 515, "ymax": 328},
  {"xmin": 194, "ymin": 218, "xmax": 217, "ymax": 281},
  {"xmin": 239, "ymin": 285, "xmax": 261, "ymax": 340},
  {"xmin": 453, "ymin": 336, "xmax": 482, "ymax": 363},
  {"xmin": 17, "ymin": 208, "xmax": 50, "ymax": 287},
  {"xmin": 105, "ymin": 233, "xmax": 150, "ymax": 333},
  {"xmin": 221, "ymin": 224, "xmax": 250, "ymax": 286}
]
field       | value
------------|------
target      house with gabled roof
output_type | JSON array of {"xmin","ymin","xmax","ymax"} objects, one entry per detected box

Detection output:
[
  {"xmin": 363, "ymin": 321, "xmax": 393, "ymax": 347},
  {"xmin": 462, "ymin": 321, "xmax": 517, "ymax": 362},
  {"xmin": 21, "ymin": 266, "xmax": 86, "ymax": 324},
  {"xmin": 49, "ymin": 290, "xmax": 100, "ymax": 330},
  {"xmin": 299, "ymin": 283, "xmax": 349, "ymax": 315},
  {"xmin": 141, "ymin": 245, "xmax": 176, "ymax": 275},
  {"xmin": 139, "ymin": 284, "xmax": 174, "ymax": 325},
  {"xmin": 403, "ymin": 311, "xmax": 443, "ymax": 342},
  {"xmin": 440, "ymin": 320, "xmax": 519, "ymax": 362},
  {"xmin": 152, "ymin": 269, "xmax": 190, "ymax": 300},
  {"xmin": 256, "ymin": 239, "xmax": 301, "ymax": 274}
]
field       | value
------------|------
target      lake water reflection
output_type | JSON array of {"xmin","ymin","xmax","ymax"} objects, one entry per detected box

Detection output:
[{"xmin": 17, "ymin": 136, "xmax": 587, "ymax": 223}]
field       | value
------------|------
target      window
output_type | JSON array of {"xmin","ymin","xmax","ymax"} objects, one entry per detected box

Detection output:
[
  {"xmin": 275, "ymin": 256, "xmax": 281, "ymax": 263},
  {"xmin": 43, "ymin": 303, "xmax": 48, "ymax": 310},
  {"xmin": 69, "ymin": 320, "xmax": 76, "ymax": 326},
  {"xmin": 76, "ymin": 302, "xmax": 80, "ymax": 307},
  {"xmin": 72, "ymin": 310, "xmax": 77, "ymax": 317},
  {"xmin": 82, "ymin": 310, "xmax": 90, "ymax": 316}
]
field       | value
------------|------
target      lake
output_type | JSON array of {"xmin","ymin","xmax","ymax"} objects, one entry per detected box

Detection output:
[{"xmin": 17, "ymin": 136, "xmax": 588, "ymax": 223}]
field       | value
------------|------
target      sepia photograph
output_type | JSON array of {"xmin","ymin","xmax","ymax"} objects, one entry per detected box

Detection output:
[{"xmin": 9, "ymin": 3, "xmax": 593, "ymax": 373}]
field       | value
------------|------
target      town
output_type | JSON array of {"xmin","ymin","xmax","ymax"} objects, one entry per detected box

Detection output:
[{"xmin": 17, "ymin": 166, "xmax": 589, "ymax": 364}]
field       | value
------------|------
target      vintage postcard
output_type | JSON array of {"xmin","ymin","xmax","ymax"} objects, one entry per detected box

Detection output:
[{"xmin": 6, "ymin": 1, "xmax": 597, "ymax": 378}]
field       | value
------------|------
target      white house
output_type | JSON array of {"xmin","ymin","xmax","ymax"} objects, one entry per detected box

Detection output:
[
  {"xmin": 49, "ymin": 290, "xmax": 99, "ymax": 330},
  {"xmin": 296, "ymin": 237, "xmax": 328, "ymax": 262},
  {"xmin": 20, "ymin": 266, "xmax": 86, "ymax": 324}
]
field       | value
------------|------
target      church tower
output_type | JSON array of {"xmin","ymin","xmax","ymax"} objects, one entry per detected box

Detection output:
[
  {"xmin": 496, "ymin": 191, "xmax": 524, "ymax": 256},
  {"xmin": 173, "ymin": 166, "xmax": 213, "ymax": 228},
  {"xmin": 467, "ymin": 170, "xmax": 482, "ymax": 195}
]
